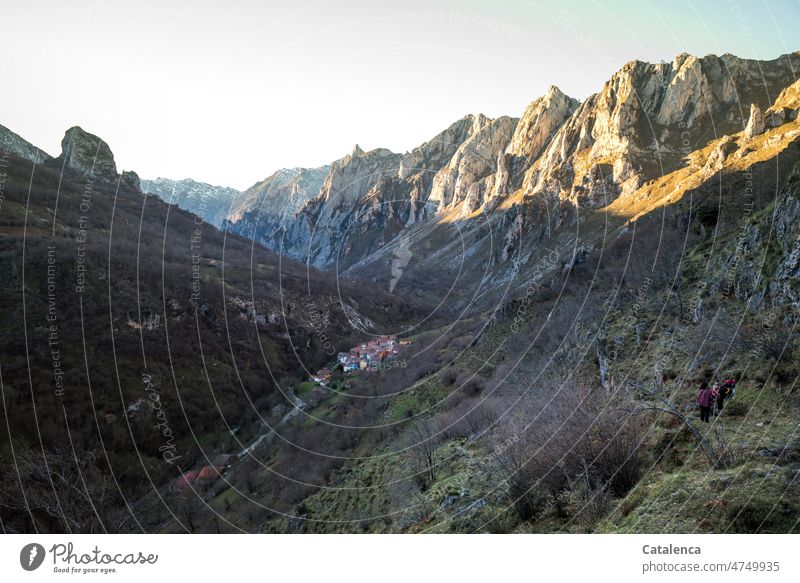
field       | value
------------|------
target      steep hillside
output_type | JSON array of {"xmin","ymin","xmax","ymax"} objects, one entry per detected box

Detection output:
[
  {"xmin": 201, "ymin": 141, "xmax": 800, "ymax": 535},
  {"xmin": 0, "ymin": 128, "xmax": 427, "ymax": 533}
]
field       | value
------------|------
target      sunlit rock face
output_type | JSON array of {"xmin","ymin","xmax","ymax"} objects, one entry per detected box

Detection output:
[{"xmin": 226, "ymin": 52, "xmax": 800, "ymax": 275}]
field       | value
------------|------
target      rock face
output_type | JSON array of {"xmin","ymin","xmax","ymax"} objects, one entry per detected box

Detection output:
[
  {"xmin": 769, "ymin": 165, "xmax": 800, "ymax": 311},
  {"xmin": 428, "ymin": 115, "xmax": 518, "ymax": 213},
  {"xmin": 226, "ymin": 51, "xmax": 800, "ymax": 274},
  {"xmin": 398, "ymin": 115, "xmax": 485, "ymax": 182},
  {"xmin": 0, "ymin": 124, "xmax": 51, "ymax": 164},
  {"xmin": 223, "ymin": 166, "xmax": 328, "ymax": 245},
  {"xmin": 56, "ymin": 126, "xmax": 118, "ymax": 183},
  {"xmin": 142, "ymin": 177, "xmax": 241, "ymax": 227},
  {"xmin": 521, "ymin": 53, "xmax": 800, "ymax": 209},
  {"xmin": 278, "ymin": 146, "xmax": 404, "ymax": 267},
  {"xmin": 505, "ymin": 86, "xmax": 579, "ymax": 188}
]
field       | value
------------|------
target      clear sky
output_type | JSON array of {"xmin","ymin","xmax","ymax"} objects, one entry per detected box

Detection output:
[{"xmin": 2, "ymin": 0, "xmax": 798, "ymax": 189}]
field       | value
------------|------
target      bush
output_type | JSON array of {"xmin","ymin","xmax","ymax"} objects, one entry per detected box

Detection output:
[
  {"xmin": 724, "ymin": 399, "xmax": 748, "ymax": 417},
  {"xmin": 438, "ymin": 368, "xmax": 458, "ymax": 387},
  {"xmin": 492, "ymin": 385, "xmax": 647, "ymax": 526}
]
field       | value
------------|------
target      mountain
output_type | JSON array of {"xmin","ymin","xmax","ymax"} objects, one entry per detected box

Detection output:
[
  {"xmin": 226, "ymin": 52, "xmax": 797, "ymax": 269},
  {"xmin": 223, "ymin": 166, "xmax": 328, "ymax": 246},
  {"xmin": 341, "ymin": 52, "xmax": 800, "ymax": 304},
  {"xmin": 517, "ymin": 52, "xmax": 800, "ymax": 208},
  {"xmin": 245, "ymin": 63, "xmax": 800, "ymax": 534},
  {"xmin": 140, "ymin": 177, "xmax": 241, "ymax": 228},
  {"xmin": 249, "ymin": 114, "xmax": 515, "ymax": 268},
  {"xmin": 0, "ymin": 126, "xmax": 427, "ymax": 534}
]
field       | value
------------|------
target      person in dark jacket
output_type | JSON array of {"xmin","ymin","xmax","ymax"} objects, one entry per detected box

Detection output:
[
  {"xmin": 719, "ymin": 377, "xmax": 736, "ymax": 411},
  {"xmin": 696, "ymin": 381, "xmax": 712, "ymax": 423},
  {"xmin": 715, "ymin": 382, "xmax": 724, "ymax": 411}
]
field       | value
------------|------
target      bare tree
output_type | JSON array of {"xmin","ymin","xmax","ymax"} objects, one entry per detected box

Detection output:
[
  {"xmin": 410, "ymin": 419, "xmax": 439, "ymax": 490},
  {"xmin": 0, "ymin": 446, "xmax": 130, "ymax": 533}
]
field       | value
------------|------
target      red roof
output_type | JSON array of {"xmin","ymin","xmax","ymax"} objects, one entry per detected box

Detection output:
[
  {"xmin": 197, "ymin": 465, "xmax": 223, "ymax": 481},
  {"xmin": 175, "ymin": 470, "xmax": 199, "ymax": 489}
]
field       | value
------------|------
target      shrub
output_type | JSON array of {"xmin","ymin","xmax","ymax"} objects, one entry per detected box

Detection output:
[{"xmin": 724, "ymin": 399, "xmax": 748, "ymax": 417}]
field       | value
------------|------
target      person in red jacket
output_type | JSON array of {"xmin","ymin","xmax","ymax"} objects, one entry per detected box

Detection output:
[{"xmin": 696, "ymin": 381, "xmax": 712, "ymax": 423}]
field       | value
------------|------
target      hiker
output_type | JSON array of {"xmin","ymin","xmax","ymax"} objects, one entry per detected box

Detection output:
[
  {"xmin": 720, "ymin": 376, "xmax": 737, "ymax": 410},
  {"xmin": 710, "ymin": 382, "xmax": 721, "ymax": 415},
  {"xmin": 696, "ymin": 381, "xmax": 712, "ymax": 423}
]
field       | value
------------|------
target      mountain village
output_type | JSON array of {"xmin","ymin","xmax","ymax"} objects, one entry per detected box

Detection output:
[{"xmin": 309, "ymin": 335, "xmax": 411, "ymax": 384}]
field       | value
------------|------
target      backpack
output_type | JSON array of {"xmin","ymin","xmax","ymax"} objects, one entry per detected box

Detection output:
[{"xmin": 723, "ymin": 379, "xmax": 736, "ymax": 398}]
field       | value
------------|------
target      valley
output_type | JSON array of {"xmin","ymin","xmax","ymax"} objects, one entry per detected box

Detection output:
[{"xmin": 1, "ymin": 50, "xmax": 799, "ymax": 534}]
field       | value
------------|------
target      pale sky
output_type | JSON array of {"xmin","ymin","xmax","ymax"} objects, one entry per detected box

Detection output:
[{"xmin": 2, "ymin": 0, "xmax": 798, "ymax": 189}]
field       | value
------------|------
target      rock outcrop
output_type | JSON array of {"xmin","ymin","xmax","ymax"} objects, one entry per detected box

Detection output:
[
  {"xmin": 428, "ymin": 115, "xmax": 518, "ymax": 213},
  {"xmin": 744, "ymin": 103, "xmax": 766, "ymax": 140},
  {"xmin": 56, "ymin": 126, "xmax": 118, "ymax": 183},
  {"xmin": 766, "ymin": 79, "xmax": 800, "ymax": 128},
  {"xmin": 121, "ymin": 170, "xmax": 141, "ymax": 192}
]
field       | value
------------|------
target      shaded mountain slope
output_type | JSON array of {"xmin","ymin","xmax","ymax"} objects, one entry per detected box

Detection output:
[{"xmin": 0, "ymin": 128, "xmax": 426, "ymax": 533}]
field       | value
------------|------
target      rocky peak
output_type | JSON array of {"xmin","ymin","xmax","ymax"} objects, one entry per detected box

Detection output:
[
  {"xmin": 57, "ymin": 126, "xmax": 118, "ymax": 183},
  {"xmin": 505, "ymin": 86, "xmax": 579, "ymax": 182},
  {"xmin": 352, "ymin": 144, "xmax": 364, "ymax": 157},
  {"xmin": 398, "ymin": 114, "xmax": 491, "ymax": 180}
]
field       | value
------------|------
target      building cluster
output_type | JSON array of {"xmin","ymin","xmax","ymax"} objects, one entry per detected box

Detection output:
[
  {"xmin": 311, "ymin": 368, "xmax": 332, "ymax": 384},
  {"xmin": 308, "ymin": 336, "xmax": 410, "ymax": 385},
  {"xmin": 339, "ymin": 335, "xmax": 405, "ymax": 373}
]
